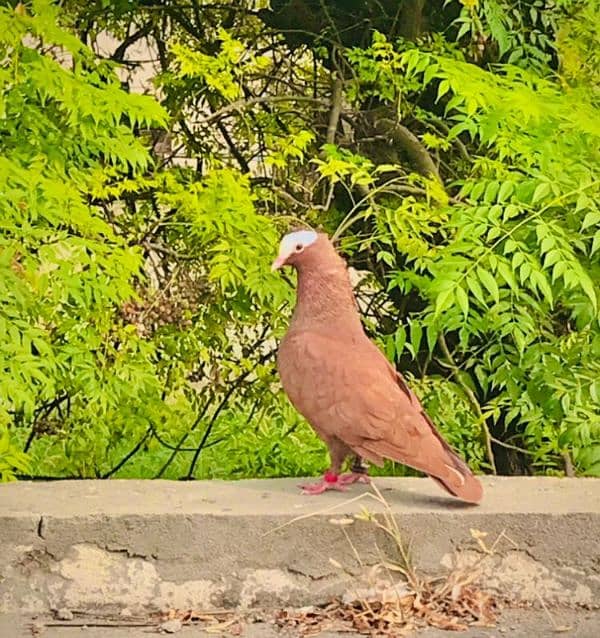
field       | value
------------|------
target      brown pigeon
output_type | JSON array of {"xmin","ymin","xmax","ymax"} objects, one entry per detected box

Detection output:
[{"xmin": 272, "ymin": 229, "xmax": 483, "ymax": 504}]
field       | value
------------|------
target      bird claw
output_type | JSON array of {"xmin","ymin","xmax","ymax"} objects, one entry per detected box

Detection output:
[
  {"xmin": 337, "ymin": 471, "xmax": 371, "ymax": 486},
  {"xmin": 298, "ymin": 479, "xmax": 348, "ymax": 495}
]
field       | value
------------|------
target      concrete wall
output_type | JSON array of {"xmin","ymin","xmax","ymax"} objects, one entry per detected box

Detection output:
[{"xmin": 1, "ymin": 478, "xmax": 599, "ymax": 616}]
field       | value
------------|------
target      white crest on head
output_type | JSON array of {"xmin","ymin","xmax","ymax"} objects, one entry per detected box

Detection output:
[
  {"xmin": 272, "ymin": 229, "xmax": 319, "ymax": 270},
  {"xmin": 280, "ymin": 229, "xmax": 318, "ymax": 254}
]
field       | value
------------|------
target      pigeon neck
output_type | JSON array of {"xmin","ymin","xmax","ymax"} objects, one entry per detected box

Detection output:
[{"xmin": 291, "ymin": 262, "xmax": 363, "ymax": 334}]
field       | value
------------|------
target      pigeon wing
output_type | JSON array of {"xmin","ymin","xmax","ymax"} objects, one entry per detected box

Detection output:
[{"xmin": 278, "ymin": 330, "xmax": 482, "ymax": 503}]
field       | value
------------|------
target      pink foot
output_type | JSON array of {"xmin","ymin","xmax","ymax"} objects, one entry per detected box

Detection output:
[
  {"xmin": 337, "ymin": 472, "xmax": 371, "ymax": 486},
  {"xmin": 298, "ymin": 471, "xmax": 347, "ymax": 495}
]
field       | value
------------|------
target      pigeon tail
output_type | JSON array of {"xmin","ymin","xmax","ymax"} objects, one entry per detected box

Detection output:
[
  {"xmin": 428, "ymin": 466, "xmax": 483, "ymax": 504},
  {"xmin": 422, "ymin": 413, "xmax": 483, "ymax": 504},
  {"xmin": 358, "ymin": 439, "xmax": 483, "ymax": 505}
]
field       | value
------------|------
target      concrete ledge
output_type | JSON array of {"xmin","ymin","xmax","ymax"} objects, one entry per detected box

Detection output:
[{"xmin": 1, "ymin": 477, "xmax": 599, "ymax": 616}]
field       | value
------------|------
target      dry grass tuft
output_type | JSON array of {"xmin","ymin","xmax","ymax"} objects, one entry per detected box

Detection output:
[
  {"xmin": 275, "ymin": 482, "xmax": 499, "ymax": 635},
  {"xmin": 161, "ymin": 484, "xmax": 507, "ymax": 636}
]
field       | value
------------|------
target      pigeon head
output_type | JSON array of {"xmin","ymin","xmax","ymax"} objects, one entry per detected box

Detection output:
[
  {"xmin": 271, "ymin": 229, "xmax": 333, "ymax": 271},
  {"xmin": 272, "ymin": 228, "xmax": 359, "ymax": 327}
]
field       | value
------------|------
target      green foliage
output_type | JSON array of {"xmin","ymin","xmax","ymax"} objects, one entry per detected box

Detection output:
[
  {"xmin": 451, "ymin": 0, "xmax": 558, "ymax": 70},
  {"xmin": 0, "ymin": 424, "xmax": 30, "ymax": 481},
  {"xmin": 0, "ymin": 1, "xmax": 162, "ymax": 478},
  {"xmin": 343, "ymin": 27, "xmax": 600, "ymax": 474},
  {"xmin": 3, "ymin": 0, "xmax": 599, "ymax": 481},
  {"xmin": 1, "ymin": 1, "xmax": 286, "ymax": 480}
]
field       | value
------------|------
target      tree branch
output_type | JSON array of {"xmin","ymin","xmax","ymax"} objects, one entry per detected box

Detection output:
[
  {"xmin": 101, "ymin": 427, "xmax": 152, "ymax": 478},
  {"xmin": 154, "ymin": 393, "xmax": 214, "ymax": 479},
  {"xmin": 437, "ymin": 334, "xmax": 497, "ymax": 474},
  {"xmin": 110, "ymin": 23, "xmax": 154, "ymax": 63},
  {"xmin": 326, "ymin": 76, "xmax": 343, "ymax": 145},
  {"xmin": 216, "ymin": 120, "xmax": 251, "ymax": 173},
  {"xmin": 376, "ymin": 116, "xmax": 442, "ymax": 183},
  {"xmin": 184, "ymin": 348, "xmax": 275, "ymax": 480},
  {"xmin": 562, "ymin": 450, "xmax": 576, "ymax": 477},
  {"xmin": 196, "ymin": 95, "xmax": 329, "ymax": 127},
  {"xmin": 24, "ymin": 393, "xmax": 70, "ymax": 453}
]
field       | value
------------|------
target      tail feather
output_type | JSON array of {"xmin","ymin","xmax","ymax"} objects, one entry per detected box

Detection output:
[
  {"xmin": 421, "ymin": 412, "xmax": 483, "ymax": 503},
  {"xmin": 359, "ymin": 439, "xmax": 483, "ymax": 504},
  {"xmin": 429, "ymin": 467, "xmax": 483, "ymax": 504}
]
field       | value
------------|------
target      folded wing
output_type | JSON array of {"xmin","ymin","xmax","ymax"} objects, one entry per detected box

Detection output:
[{"xmin": 279, "ymin": 330, "xmax": 482, "ymax": 504}]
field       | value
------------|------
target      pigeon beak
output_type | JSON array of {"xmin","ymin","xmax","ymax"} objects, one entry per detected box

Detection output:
[{"xmin": 271, "ymin": 255, "xmax": 287, "ymax": 271}]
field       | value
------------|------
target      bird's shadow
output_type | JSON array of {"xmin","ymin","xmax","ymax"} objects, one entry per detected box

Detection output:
[{"xmin": 370, "ymin": 485, "xmax": 479, "ymax": 511}]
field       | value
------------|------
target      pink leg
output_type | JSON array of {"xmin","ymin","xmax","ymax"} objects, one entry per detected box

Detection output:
[
  {"xmin": 298, "ymin": 471, "xmax": 348, "ymax": 495},
  {"xmin": 298, "ymin": 441, "xmax": 365, "ymax": 495},
  {"xmin": 338, "ymin": 456, "xmax": 370, "ymax": 486},
  {"xmin": 337, "ymin": 471, "xmax": 371, "ymax": 486}
]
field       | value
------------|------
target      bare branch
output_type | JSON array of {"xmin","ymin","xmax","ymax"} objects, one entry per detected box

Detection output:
[
  {"xmin": 326, "ymin": 76, "xmax": 343, "ymax": 145},
  {"xmin": 111, "ymin": 22, "xmax": 154, "ymax": 63},
  {"xmin": 438, "ymin": 334, "xmax": 497, "ymax": 474},
  {"xmin": 376, "ymin": 116, "xmax": 442, "ymax": 183},
  {"xmin": 562, "ymin": 450, "xmax": 576, "ymax": 477},
  {"xmin": 216, "ymin": 120, "xmax": 251, "ymax": 173}
]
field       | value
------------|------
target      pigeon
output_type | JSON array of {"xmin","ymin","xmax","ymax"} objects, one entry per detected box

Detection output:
[{"xmin": 272, "ymin": 229, "xmax": 483, "ymax": 504}]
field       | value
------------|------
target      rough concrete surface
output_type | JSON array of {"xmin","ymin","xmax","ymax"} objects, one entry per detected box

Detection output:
[
  {"xmin": 0, "ymin": 477, "xmax": 599, "ymax": 631},
  {"xmin": 1, "ymin": 608, "xmax": 600, "ymax": 638}
]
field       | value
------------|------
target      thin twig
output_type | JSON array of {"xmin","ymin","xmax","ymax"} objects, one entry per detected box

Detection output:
[
  {"xmin": 196, "ymin": 95, "xmax": 329, "ymax": 126},
  {"xmin": 437, "ymin": 334, "xmax": 497, "ymax": 474},
  {"xmin": 42, "ymin": 621, "xmax": 155, "ymax": 628},
  {"xmin": 110, "ymin": 23, "xmax": 153, "ymax": 63},
  {"xmin": 154, "ymin": 395, "xmax": 214, "ymax": 479},
  {"xmin": 184, "ymin": 349, "xmax": 275, "ymax": 479},
  {"xmin": 262, "ymin": 492, "xmax": 377, "ymax": 537},
  {"xmin": 535, "ymin": 590, "xmax": 570, "ymax": 632},
  {"xmin": 101, "ymin": 427, "xmax": 152, "ymax": 479},
  {"xmin": 24, "ymin": 393, "xmax": 70, "ymax": 452},
  {"xmin": 490, "ymin": 436, "xmax": 535, "ymax": 457},
  {"xmin": 151, "ymin": 424, "xmax": 225, "ymax": 452},
  {"xmin": 561, "ymin": 450, "xmax": 576, "ymax": 477},
  {"xmin": 142, "ymin": 241, "xmax": 196, "ymax": 261}
]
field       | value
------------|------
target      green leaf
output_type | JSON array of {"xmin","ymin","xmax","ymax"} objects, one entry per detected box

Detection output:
[
  {"xmin": 426, "ymin": 324, "xmax": 439, "ymax": 352},
  {"xmin": 394, "ymin": 324, "xmax": 407, "ymax": 357},
  {"xmin": 497, "ymin": 261, "xmax": 518, "ymax": 290},
  {"xmin": 578, "ymin": 273, "xmax": 597, "ymax": 311},
  {"xmin": 455, "ymin": 284, "xmax": 469, "ymax": 317},
  {"xmin": 476, "ymin": 267, "xmax": 500, "ymax": 303},
  {"xmin": 581, "ymin": 210, "xmax": 600, "ymax": 231},
  {"xmin": 497, "ymin": 181, "xmax": 514, "ymax": 203},
  {"xmin": 467, "ymin": 274, "xmax": 485, "ymax": 305},
  {"xmin": 434, "ymin": 287, "xmax": 455, "ymax": 315},
  {"xmin": 591, "ymin": 231, "xmax": 600, "ymax": 256},
  {"xmin": 531, "ymin": 182, "xmax": 551, "ymax": 204},
  {"xmin": 531, "ymin": 271, "xmax": 553, "ymax": 306},
  {"xmin": 409, "ymin": 320, "xmax": 423, "ymax": 355},
  {"xmin": 484, "ymin": 181, "xmax": 500, "ymax": 203},
  {"xmin": 437, "ymin": 79, "xmax": 450, "ymax": 101}
]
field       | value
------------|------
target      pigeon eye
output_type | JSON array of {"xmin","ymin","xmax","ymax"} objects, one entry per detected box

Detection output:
[{"xmin": 294, "ymin": 243, "xmax": 304, "ymax": 252}]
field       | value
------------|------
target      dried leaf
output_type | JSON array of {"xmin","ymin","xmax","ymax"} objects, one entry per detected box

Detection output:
[{"xmin": 329, "ymin": 517, "xmax": 355, "ymax": 526}]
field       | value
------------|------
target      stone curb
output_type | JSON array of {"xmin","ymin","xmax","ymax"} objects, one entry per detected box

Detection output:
[{"xmin": 1, "ymin": 477, "xmax": 598, "ymax": 615}]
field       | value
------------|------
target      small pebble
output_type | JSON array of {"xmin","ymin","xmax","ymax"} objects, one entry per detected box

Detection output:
[
  {"xmin": 56, "ymin": 609, "xmax": 73, "ymax": 621},
  {"xmin": 160, "ymin": 618, "xmax": 183, "ymax": 633}
]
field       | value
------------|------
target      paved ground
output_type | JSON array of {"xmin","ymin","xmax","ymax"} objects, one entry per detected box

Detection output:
[
  {"xmin": 3, "ymin": 477, "xmax": 599, "ymax": 519},
  {"xmin": 1, "ymin": 608, "xmax": 599, "ymax": 637}
]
